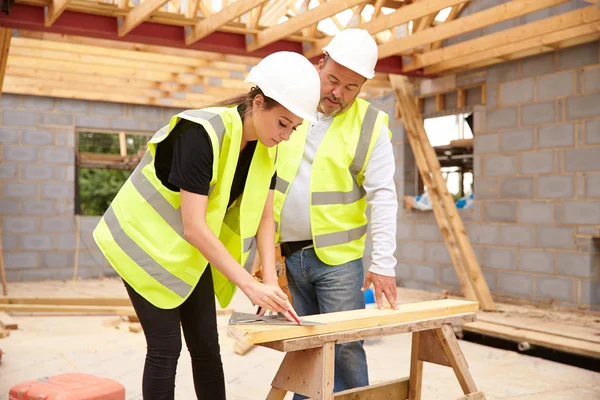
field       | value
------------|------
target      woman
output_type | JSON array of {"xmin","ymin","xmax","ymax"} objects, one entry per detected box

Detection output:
[{"xmin": 92, "ymin": 51, "xmax": 321, "ymax": 399}]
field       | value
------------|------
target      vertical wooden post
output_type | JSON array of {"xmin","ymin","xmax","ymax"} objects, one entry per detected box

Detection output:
[
  {"xmin": 0, "ymin": 28, "xmax": 12, "ymax": 98},
  {"xmin": 119, "ymin": 132, "xmax": 128, "ymax": 156},
  {"xmin": 0, "ymin": 225, "xmax": 7, "ymax": 296}
]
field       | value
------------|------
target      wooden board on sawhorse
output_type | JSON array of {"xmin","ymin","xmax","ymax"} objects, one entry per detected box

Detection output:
[{"xmin": 228, "ymin": 299, "xmax": 486, "ymax": 400}]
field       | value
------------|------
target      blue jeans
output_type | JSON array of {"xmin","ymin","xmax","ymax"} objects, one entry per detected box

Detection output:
[{"xmin": 285, "ymin": 247, "xmax": 368, "ymax": 399}]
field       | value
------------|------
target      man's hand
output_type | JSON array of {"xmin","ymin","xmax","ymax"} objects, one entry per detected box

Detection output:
[{"xmin": 361, "ymin": 271, "xmax": 399, "ymax": 310}]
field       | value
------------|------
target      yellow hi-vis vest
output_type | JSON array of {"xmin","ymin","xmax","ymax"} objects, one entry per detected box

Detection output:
[
  {"xmin": 273, "ymin": 98, "xmax": 390, "ymax": 265},
  {"xmin": 93, "ymin": 107, "xmax": 276, "ymax": 309}
]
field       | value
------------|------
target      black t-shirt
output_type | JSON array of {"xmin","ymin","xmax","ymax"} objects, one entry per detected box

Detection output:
[{"xmin": 154, "ymin": 108, "xmax": 276, "ymax": 208}]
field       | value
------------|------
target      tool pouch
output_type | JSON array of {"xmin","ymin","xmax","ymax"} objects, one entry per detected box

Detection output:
[{"xmin": 251, "ymin": 246, "xmax": 293, "ymax": 303}]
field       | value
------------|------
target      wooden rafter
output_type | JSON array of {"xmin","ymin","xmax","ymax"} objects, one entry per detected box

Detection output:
[
  {"xmin": 44, "ymin": 0, "xmax": 73, "ymax": 27},
  {"xmin": 248, "ymin": 1, "xmax": 266, "ymax": 28},
  {"xmin": 428, "ymin": 2, "xmax": 468, "ymax": 51},
  {"xmin": 118, "ymin": 0, "xmax": 170, "ymax": 37},
  {"xmin": 185, "ymin": 0, "xmax": 200, "ymax": 18},
  {"xmin": 260, "ymin": 0, "xmax": 294, "ymax": 26}
]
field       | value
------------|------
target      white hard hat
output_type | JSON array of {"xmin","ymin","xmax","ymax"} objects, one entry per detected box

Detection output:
[
  {"xmin": 322, "ymin": 28, "xmax": 378, "ymax": 79},
  {"xmin": 245, "ymin": 51, "xmax": 320, "ymax": 124}
]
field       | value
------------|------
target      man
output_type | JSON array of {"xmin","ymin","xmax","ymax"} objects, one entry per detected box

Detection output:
[{"xmin": 271, "ymin": 29, "xmax": 398, "ymax": 396}]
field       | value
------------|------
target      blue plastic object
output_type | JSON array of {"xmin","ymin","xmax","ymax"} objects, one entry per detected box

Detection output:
[{"xmin": 364, "ymin": 287, "xmax": 375, "ymax": 304}]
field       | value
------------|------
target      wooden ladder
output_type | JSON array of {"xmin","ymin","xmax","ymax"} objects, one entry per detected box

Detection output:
[{"xmin": 389, "ymin": 74, "xmax": 495, "ymax": 311}]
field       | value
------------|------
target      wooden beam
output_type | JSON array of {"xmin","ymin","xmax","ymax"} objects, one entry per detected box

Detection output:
[
  {"xmin": 0, "ymin": 312, "xmax": 17, "ymax": 330},
  {"xmin": 0, "ymin": 28, "xmax": 11, "ymax": 97},
  {"xmin": 44, "ymin": 0, "xmax": 73, "ymax": 27},
  {"xmin": 185, "ymin": 0, "xmax": 269, "ymax": 45},
  {"xmin": 428, "ymin": 2, "xmax": 468, "ymax": 51},
  {"xmin": 247, "ymin": 0, "xmax": 368, "ymax": 53},
  {"xmin": 378, "ymin": 0, "xmax": 571, "ymax": 59},
  {"xmin": 118, "ymin": 0, "xmax": 170, "ymax": 37},
  {"xmin": 186, "ymin": 0, "xmax": 200, "ymax": 18},
  {"xmin": 408, "ymin": 5, "xmax": 600, "ymax": 72},
  {"xmin": 335, "ymin": 379, "xmax": 409, "ymax": 399},
  {"xmin": 0, "ymin": 296, "xmax": 132, "ymax": 306}
]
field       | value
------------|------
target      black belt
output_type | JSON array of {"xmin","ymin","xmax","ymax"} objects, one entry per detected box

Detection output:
[{"xmin": 280, "ymin": 240, "xmax": 313, "ymax": 257}]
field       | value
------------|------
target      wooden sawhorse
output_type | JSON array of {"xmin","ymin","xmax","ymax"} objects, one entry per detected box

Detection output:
[{"xmin": 228, "ymin": 299, "xmax": 486, "ymax": 400}]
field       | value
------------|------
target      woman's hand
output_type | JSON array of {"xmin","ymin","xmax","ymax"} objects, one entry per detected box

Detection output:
[{"xmin": 242, "ymin": 280, "xmax": 301, "ymax": 323}]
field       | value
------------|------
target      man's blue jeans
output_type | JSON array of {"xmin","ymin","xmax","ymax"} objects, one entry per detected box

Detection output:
[{"xmin": 284, "ymin": 247, "xmax": 368, "ymax": 399}]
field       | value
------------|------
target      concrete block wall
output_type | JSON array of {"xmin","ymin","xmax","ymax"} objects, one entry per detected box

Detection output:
[{"xmin": 0, "ymin": 94, "xmax": 177, "ymax": 281}]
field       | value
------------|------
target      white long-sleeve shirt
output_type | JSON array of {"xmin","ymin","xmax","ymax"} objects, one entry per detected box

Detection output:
[{"xmin": 279, "ymin": 109, "xmax": 398, "ymax": 276}]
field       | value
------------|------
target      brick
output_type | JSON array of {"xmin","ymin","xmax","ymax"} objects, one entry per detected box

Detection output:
[
  {"xmin": 0, "ymin": 199, "xmax": 20, "ymax": 214},
  {"xmin": 22, "ymin": 129, "xmax": 55, "ymax": 146},
  {"xmin": 500, "ymin": 177, "xmax": 534, "ymax": 198},
  {"xmin": 40, "ymin": 182, "xmax": 71, "ymax": 199},
  {"xmin": 57, "ymin": 99, "xmax": 89, "ymax": 113},
  {"xmin": 91, "ymin": 101, "xmax": 124, "ymax": 116},
  {"xmin": 583, "ymin": 67, "xmax": 600, "ymax": 94},
  {"xmin": 486, "ymin": 108, "xmax": 518, "ymax": 130},
  {"xmin": 586, "ymin": 174, "xmax": 600, "ymax": 197},
  {"xmin": 501, "ymin": 129, "xmax": 534, "ymax": 152},
  {"xmin": 586, "ymin": 120, "xmax": 600, "ymax": 144},
  {"xmin": 519, "ymin": 151, "xmax": 555, "ymax": 174},
  {"xmin": 474, "ymin": 177, "xmax": 499, "ymax": 199},
  {"xmin": 413, "ymin": 224, "xmax": 439, "ymax": 241},
  {"xmin": 413, "ymin": 264, "xmax": 437, "ymax": 283},
  {"xmin": 2, "ymin": 234, "xmax": 18, "ymax": 251},
  {"xmin": 486, "ymin": 62, "xmax": 519, "ymax": 85},
  {"xmin": 501, "ymin": 79, "xmax": 534, "ymax": 105},
  {"xmin": 536, "ymin": 71, "xmax": 576, "ymax": 100},
  {"xmin": 21, "ymin": 165, "xmax": 54, "ymax": 180},
  {"xmin": 40, "ymin": 113, "xmax": 73, "ymax": 126},
  {"xmin": 520, "ymin": 53, "xmax": 556, "ymax": 79},
  {"xmin": 580, "ymin": 279, "xmax": 600, "ymax": 305},
  {"xmin": 537, "ymin": 226, "xmax": 574, "ymax": 249},
  {"xmin": 20, "ymin": 234, "xmax": 53, "ymax": 250},
  {"xmin": 500, "ymin": 273, "xmax": 534, "ymax": 296},
  {"xmin": 563, "ymin": 201, "xmax": 600, "ymax": 224},
  {"xmin": 426, "ymin": 243, "xmax": 451, "ymax": 264},
  {"xmin": 484, "ymin": 248, "xmax": 517, "ymax": 270},
  {"xmin": 468, "ymin": 224, "xmax": 499, "ymax": 245},
  {"xmin": 109, "ymin": 118, "xmax": 138, "ymax": 130},
  {"xmin": 537, "ymin": 175, "xmax": 574, "ymax": 198},
  {"xmin": 565, "ymin": 148, "xmax": 600, "ymax": 172},
  {"xmin": 538, "ymin": 123, "xmax": 574, "ymax": 148},
  {"xmin": 485, "ymin": 202, "xmax": 517, "ymax": 223},
  {"xmin": 401, "ymin": 242, "xmax": 425, "ymax": 261},
  {"xmin": 440, "ymin": 266, "xmax": 460, "ymax": 286},
  {"xmin": 3, "ymin": 217, "xmax": 37, "ymax": 233},
  {"xmin": 567, "ymin": 93, "xmax": 600, "ymax": 120},
  {"xmin": 2, "ymin": 110, "xmax": 38, "ymax": 126},
  {"xmin": 3, "ymin": 145, "xmax": 37, "ymax": 162},
  {"xmin": 537, "ymin": 276, "xmax": 574, "ymax": 302},
  {"xmin": 0, "ymin": 128, "xmax": 19, "ymax": 143},
  {"xmin": 21, "ymin": 200, "xmax": 55, "ymax": 215},
  {"xmin": 518, "ymin": 201, "xmax": 555, "ymax": 224},
  {"xmin": 22, "ymin": 96, "xmax": 55, "ymax": 110},
  {"xmin": 40, "ymin": 252, "xmax": 75, "ymax": 268},
  {"xmin": 3, "ymin": 182, "xmax": 36, "ymax": 198},
  {"xmin": 520, "ymin": 101, "xmax": 556, "ymax": 126},
  {"xmin": 474, "ymin": 133, "xmax": 499, "ymax": 153},
  {"xmin": 5, "ymin": 253, "xmax": 38, "ymax": 269},
  {"xmin": 57, "ymin": 233, "xmax": 77, "ymax": 250},
  {"xmin": 40, "ymin": 217, "xmax": 74, "ymax": 233},
  {"xmin": 0, "ymin": 163, "xmax": 18, "ymax": 179},
  {"xmin": 75, "ymin": 115, "xmax": 109, "ymax": 129},
  {"xmin": 484, "ymin": 155, "xmax": 516, "ymax": 176},
  {"xmin": 40, "ymin": 148, "xmax": 75, "ymax": 164},
  {"xmin": 501, "ymin": 225, "xmax": 534, "ymax": 247},
  {"xmin": 558, "ymin": 42, "xmax": 599, "ymax": 70},
  {"xmin": 0, "ymin": 93, "xmax": 20, "ymax": 107},
  {"xmin": 520, "ymin": 250, "xmax": 555, "ymax": 273},
  {"xmin": 557, "ymin": 252, "xmax": 597, "ymax": 277}
]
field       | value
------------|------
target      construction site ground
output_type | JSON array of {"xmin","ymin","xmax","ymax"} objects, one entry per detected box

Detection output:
[{"xmin": 0, "ymin": 278, "xmax": 598, "ymax": 400}]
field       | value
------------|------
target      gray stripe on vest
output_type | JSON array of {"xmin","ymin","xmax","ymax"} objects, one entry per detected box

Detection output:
[
  {"xmin": 275, "ymin": 176, "xmax": 289, "ymax": 194},
  {"xmin": 184, "ymin": 110, "xmax": 226, "ymax": 137},
  {"xmin": 244, "ymin": 236, "xmax": 255, "ymax": 254},
  {"xmin": 104, "ymin": 206, "xmax": 192, "ymax": 298},
  {"xmin": 313, "ymin": 223, "xmax": 368, "ymax": 248}
]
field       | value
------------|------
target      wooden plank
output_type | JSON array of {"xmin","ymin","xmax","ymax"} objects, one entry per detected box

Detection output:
[
  {"xmin": 378, "ymin": 0, "xmax": 571, "ymax": 59},
  {"xmin": 185, "ymin": 0, "xmax": 269, "ymax": 45},
  {"xmin": 457, "ymin": 392, "xmax": 486, "ymax": 400},
  {"xmin": 334, "ymin": 378, "xmax": 409, "ymax": 399},
  {"xmin": 228, "ymin": 299, "xmax": 479, "ymax": 345},
  {"xmin": 0, "ymin": 297, "xmax": 132, "ymax": 306},
  {"xmin": 418, "ymin": 329, "xmax": 451, "ymax": 367},
  {"xmin": 260, "ymin": 313, "xmax": 477, "ymax": 352},
  {"xmin": 0, "ymin": 312, "xmax": 17, "ymax": 330},
  {"xmin": 0, "ymin": 28, "xmax": 11, "ymax": 98},
  {"xmin": 436, "ymin": 324, "xmax": 478, "ymax": 394},
  {"xmin": 118, "ymin": 0, "xmax": 171, "ymax": 37},
  {"xmin": 119, "ymin": 132, "xmax": 127, "ymax": 156},
  {"xmin": 0, "ymin": 304, "xmax": 136, "ymax": 314},
  {"xmin": 409, "ymin": 332, "xmax": 423, "ymax": 400},
  {"xmin": 44, "ymin": 0, "xmax": 73, "ymax": 27}
]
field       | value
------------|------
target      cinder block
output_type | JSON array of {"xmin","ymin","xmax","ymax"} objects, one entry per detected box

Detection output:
[
  {"xmin": 501, "ymin": 129, "xmax": 534, "ymax": 151},
  {"xmin": 537, "ymin": 226, "xmax": 575, "ymax": 249},
  {"xmin": 520, "ymin": 8, "xmax": 554, "ymax": 24},
  {"xmin": 466, "ymin": 87, "xmax": 483, "ymax": 107},
  {"xmin": 586, "ymin": 120, "xmax": 600, "ymax": 144},
  {"xmin": 583, "ymin": 67, "xmax": 600, "ymax": 94},
  {"xmin": 580, "ymin": 279, "xmax": 600, "ymax": 305},
  {"xmin": 400, "ymin": 242, "xmax": 425, "ymax": 261},
  {"xmin": 57, "ymin": 233, "xmax": 77, "ymax": 250},
  {"xmin": 501, "ymin": 225, "xmax": 534, "ymax": 247},
  {"xmin": 486, "ymin": 108, "xmax": 518, "ymax": 130},
  {"xmin": 586, "ymin": 174, "xmax": 600, "ymax": 197},
  {"xmin": 40, "ymin": 217, "xmax": 74, "ymax": 233},
  {"xmin": 20, "ymin": 234, "xmax": 53, "ymax": 250},
  {"xmin": 474, "ymin": 177, "xmax": 499, "ymax": 199},
  {"xmin": 0, "ymin": 164, "xmax": 18, "ymax": 179},
  {"xmin": 558, "ymin": 42, "xmax": 599, "ymax": 71},
  {"xmin": 138, "ymin": 120, "xmax": 161, "ymax": 132},
  {"xmin": 557, "ymin": 252, "xmax": 597, "ymax": 277},
  {"xmin": 473, "ymin": 107, "xmax": 486, "ymax": 133},
  {"xmin": 394, "ymin": 262, "xmax": 411, "ymax": 280},
  {"xmin": 538, "ymin": 123, "xmax": 574, "ymax": 148},
  {"xmin": 413, "ymin": 224, "xmax": 439, "ymax": 241},
  {"xmin": 0, "ymin": 128, "xmax": 19, "ymax": 143},
  {"xmin": 467, "ymin": 224, "xmax": 500, "ymax": 245},
  {"xmin": 426, "ymin": 243, "xmax": 451, "ymax": 264},
  {"xmin": 484, "ymin": 155, "xmax": 517, "ymax": 176},
  {"xmin": 537, "ymin": 175, "xmax": 574, "ymax": 198},
  {"xmin": 21, "ymin": 165, "xmax": 53, "ymax": 181},
  {"xmin": 484, "ymin": 18, "xmax": 518, "ymax": 35},
  {"xmin": 0, "ymin": 93, "xmax": 20, "ymax": 107},
  {"xmin": 5, "ymin": 253, "xmax": 38, "ymax": 269},
  {"xmin": 566, "ymin": 93, "xmax": 600, "ymax": 120},
  {"xmin": 520, "ymin": 101, "xmax": 556, "ymax": 126},
  {"xmin": 22, "ymin": 96, "xmax": 55, "ymax": 110},
  {"xmin": 79, "ymin": 216, "xmax": 101, "ymax": 232},
  {"xmin": 500, "ymin": 177, "xmax": 534, "ymax": 199},
  {"xmin": 501, "ymin": 79, "xmax": 534, "ymax": 105},
  {"xmin": 3, "ymin": 145, "xmax": 38, "ymax": 163},
  {"xmin": 484, "ymin": 247, "xmax": 517, "ymax": 270},
  {"xmin": 518, "ymin": 201, "xmax": 555, "ymax": 224},
  {"xmin": 519, "ymin": 151, "xmax": 555, "ymax": 174},
  {"xmin": 423, "ymin": 97, "xmax": 436, "ymax": 115},
  {"xmin": 440, "ymin": 266, "xmax": 460, "ymax": 286},
  {"xmin": 486, "ymin": 85, "xmax": 498, "ymax": 109},
  {"xmin": 132, "ymin": 105, "xmax": 163, "ymax": 119},
  {"xmin": 474, "ymin": 133, "xmax": 499, "ymax": 154},
  {"xmin": 520, "ymin": 52, "xmax": 556, "ymax": 79},
  {"xmin": 22, "ymin": 130, "xmax": 54, "ymax": 146},
  {"xmin": 55, "ymin": 200, "xmax": 75, "ymax": 215},
  {"xmin": 21, "ymin": 200, "xmax": 55, "ymax": 215},
  {"xmin": 563, "ymin": 201, "xmax": 600, "ymax": 224},
  {"xmin": 519, "ymin": 250, "xmax": 555, "ymax": 273},
  {"xmin": 3, "ymin": 182, "xmax": 36, "ymax": 198},
  {"xmin": 554, "ymin": 0, "xmax": 591, "ymax": 14},
  {"xmin": 0, "ymin": 199, "xmax": 20, "ymax": 214},
  {"xmin": 78, "ymin": 251, "xmax": 106, "ymax": 267},
  {"xmin": 40, "ymin": 252, "xmax": 75, "ymax": 268},
  {"xmin": 3, "ymin": 217, "xmax": 37, "ymax": 233},
  {"xmin": 500, "ymin": 273, "xmax": 534, "ymax": 297},
  {"xmin": 537, "ymin": 276, "xmax": 574, "ymax": 302},
  {"xmin": 109, "ymin": 118, "xmax": 138, "ymax": 130},
  {"xmin": 443, "ymin": 92, "xmax": 458, "ymax": 109},
  {"xmin": 2, "ymin": 110, "xmax": 38, "ymax": 126},
  {"xmin": 229, "ymin": 71, "xmax": 245, "ymax": 79},
  {"xmin": 2, "ymin": 234, "xmax": 18, "ymax": 251},
  {"xmin": 91, "ymin": 101, "xmax": 124, "ymax": 116},
  {"xmin": 56, "ymin": 131, "xmax": 76, "ymax": 148},
  {"xmin": 565, "ymin": 148, "xmax": 600, "ymax": 172},
  {"xmin": 413, "ymin": 264, "xmax": 437, "ymax": 283},
  {"xmin": 482, "ymin": 269, "xmax": 498, "ymax": 290},
  {"xmin": 536, "ymin": 71, "xmax": 576, "ymax": 100},
  {"xmin": 20, "ymin": 269, "xmax": 59, "ymax": 282},
  {"xmin": 40, "ymin": 148, "xmax": 75, "ymax": 164},
  {"xmin": 397, "ymin": 223, "xmax": 412, "ymax": 240},
  {"xmin": 486, "ymin": 62, "xmax": 519, "ymax": 85},
  {"xmin": 75, "ymin": 115, "xmax": 109, "ymax": 129},
  {"xmin": 57, "ymin": 98, "xmax": 89, "ymax": 113},
  {"xmin": 485, "ymin": 201, "xmax": 517, "ymax": 222},
  {"xmin": 40, "ymin": 113, "xmax": 73, "ymax": 126}
]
